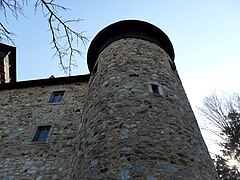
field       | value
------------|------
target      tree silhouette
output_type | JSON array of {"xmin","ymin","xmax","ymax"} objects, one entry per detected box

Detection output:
[
  {"xmin": 214, "ymin": 155, "xmax": 240, "ymax": 180},
  {"xmin": 200, "ymin": 93, "xmax": 240, "ymax": 179}
]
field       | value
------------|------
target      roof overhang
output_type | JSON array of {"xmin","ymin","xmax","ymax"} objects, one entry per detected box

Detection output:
[{"xmin": 87, "ymin": 20, "xmax": 175, "ymax": 73}]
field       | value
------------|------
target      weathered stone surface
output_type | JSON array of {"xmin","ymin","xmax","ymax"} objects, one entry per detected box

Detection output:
[
  {"xmin": 72, "ymin": 38, "xmax": 218, "ymax": 179},
  {"xmin": 1, "ymin": 20, "xmax": 218, "ymax": 179},
  {"xmin": 0, "ymin": 83, "xmax": 87, "ymax": 179}
]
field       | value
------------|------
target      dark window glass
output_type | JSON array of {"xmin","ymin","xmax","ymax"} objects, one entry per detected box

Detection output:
[
  {"xmin": 49, "ymin": 91, "xmax": 65, "ymax": 103},
  {"xmin": 151, "ymin": 84, "xmax": 160, "ymax": 95},
  {"xmin": 32, "ymin": 125, "xmax": 51, "ymax": 143}
]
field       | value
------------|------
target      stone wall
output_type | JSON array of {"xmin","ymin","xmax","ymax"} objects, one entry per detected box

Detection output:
[
  {"xmin": 0, "ymin": 82, "xmax": 87, "ymax": 179},
  {"xmin": 72, "ymin": 38, "xmax": 218, "ymax": 179},
  {"xmin": 0, "ymin": 20, "xmax": 218, "ymax": 179}
]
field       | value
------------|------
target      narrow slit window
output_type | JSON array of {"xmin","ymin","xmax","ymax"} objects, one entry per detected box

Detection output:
[
  {"xmin": 149, "ymin": 83, "xmax": 164, "ymax": 96},
  {"xmin": 32, "ymin": 125, "xmax": 51, "ymax": 143},
  {"xmin": 151, "ymin": 84, "xmax": 160, "ymax": 94},
  {"xmin": 49, "ymin": 91, "xmax": 65, "ymax": 103}
]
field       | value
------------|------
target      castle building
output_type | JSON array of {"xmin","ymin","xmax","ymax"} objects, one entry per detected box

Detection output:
[{"xmin": 0, "ymin": 20, "xmax": 218, "ymax": 179}]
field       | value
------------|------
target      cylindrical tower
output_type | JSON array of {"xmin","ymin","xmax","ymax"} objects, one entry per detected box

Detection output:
[{"xmin": 72, "ymin": 20, "xmax": 218, "ymax": 179}]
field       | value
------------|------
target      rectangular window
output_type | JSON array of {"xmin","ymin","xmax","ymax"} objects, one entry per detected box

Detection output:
[
  {"xmin": 151, "ymin": 84, "xmax": 160, "ymax": 94},
  {"xmin": 49, "ymin": 90, "xmax": 65, "ymax": 103},
  {"xmin": 149, "ymin": 83, "xmax": 164, "ymax": 96},
  {"xmin": 32, "ymin": 125, "xmax": 51, "ymax": 143}
]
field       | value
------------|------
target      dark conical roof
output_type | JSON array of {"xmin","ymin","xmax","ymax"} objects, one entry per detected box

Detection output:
[{"xmin": 87, "ymin": 20, "xmax": 175, "ymax": 72}]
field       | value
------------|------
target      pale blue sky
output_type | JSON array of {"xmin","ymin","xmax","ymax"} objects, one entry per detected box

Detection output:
[{"xmin": 1, "ymin": 0, "xmax": 240, "ymax": 154}]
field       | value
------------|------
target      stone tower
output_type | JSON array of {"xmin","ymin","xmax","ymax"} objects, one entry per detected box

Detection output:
[{"xmin": 72, "ymin": 20, "xmax": 218, "ymax": 179}]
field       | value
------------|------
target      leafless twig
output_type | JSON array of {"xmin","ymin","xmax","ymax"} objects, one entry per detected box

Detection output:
[
  {"xmin": 35, "ymin": 0, "xmax": 88, "ymax": 75},
  {"xmin": 198, "ymin": 92, "xmax": 240, "ymax": 160},
  {"xmin": 0, "ymin": 22, "xmax": 15, "ymax": 44},
  {"xmin": 0, "ymin": 0, "xmax": 27, "ymax": 43},
  {"xmin": 0, "ymin": 0, "xmax": 87, "ymax": 75}
]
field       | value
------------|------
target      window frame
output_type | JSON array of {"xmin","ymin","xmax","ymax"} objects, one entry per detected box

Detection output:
[
  {"xmin": 31, "ymin": 125, "xmax": 53, "ymax": 144},
  {"xmin": 49, "ymin": 90, "xmax": 66, "ymax": 104},
  {"xmin": 148, "ymin": 82, "xmax": 164, "ymax": 96}
]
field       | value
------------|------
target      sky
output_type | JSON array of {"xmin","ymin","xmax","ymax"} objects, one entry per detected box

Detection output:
[{"xmin": 1, "ymin": 0, "xmax": 240, "ymax": 155}]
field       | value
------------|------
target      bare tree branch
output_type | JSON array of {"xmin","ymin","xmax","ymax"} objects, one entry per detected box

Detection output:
[
  {"xmin": 199, "ymin": 92, "xmax": 240, "ymax": 160},
  {"xmin": 199, "ymin": 92, "xmax": 240, "ymax": 178},
  {"xmin": 35, "ymin": 0, "xmax": 88, "ymax": 75},
  {"xmin": 0, "ymin": 0, "xmax": 88, "ymax": 75},
  {"xmin": 0, "ymin": 22, "xmax": 14, "ymax": 44},
  {"xmin": 0, "ymin": 0, "xmax": 27, "ymax": 43},
  {"xmin": 0, "ymin": 0, "xmax": 26, "ymax": 20},
  {"xmin": 199, "ymin": 93, "xmax": 231, "ymax": 131}
]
